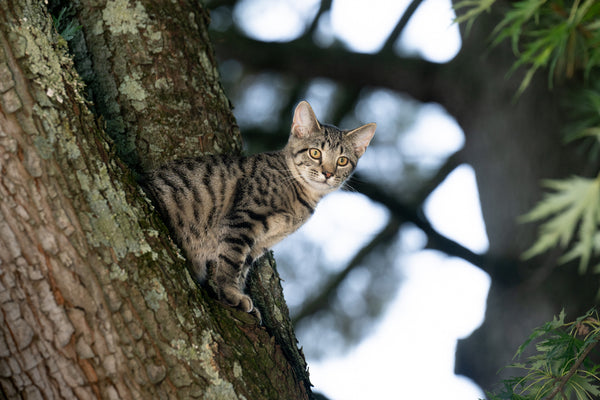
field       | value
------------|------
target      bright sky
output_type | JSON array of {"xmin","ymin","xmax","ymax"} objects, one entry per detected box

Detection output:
[
  {"xmin": 297, "ymin": 167, "xmax": 489, "ymax": 400},
  {"xmin": 309, "ymin": 251, "xmax": 490, "ymax": 400},
  {"xmin": 230, "ymin": 0, "xmax": 489, "ymax": 399}
]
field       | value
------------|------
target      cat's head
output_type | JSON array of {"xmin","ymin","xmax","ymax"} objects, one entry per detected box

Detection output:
[{"xmin": 286, "ymin": 101, "xmax": 376, "ymax": 194}]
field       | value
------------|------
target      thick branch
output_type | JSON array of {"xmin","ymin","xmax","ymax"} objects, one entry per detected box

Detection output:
[
  {"xmin": 211, "ymin": 30, "xmax": 445, "ymax": 104},
  {"xmin": 351, "ymin": 174, "xmax": 489, "ymax": 270}
]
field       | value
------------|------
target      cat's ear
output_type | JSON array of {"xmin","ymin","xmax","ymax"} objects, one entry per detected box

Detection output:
[
  {"xmin": 347, "ymin": 123, "xmax": 376, "ymax": 158},
  {"xmin": 291, "ymin": 101, "xmax": 321, "ymax": 138}
]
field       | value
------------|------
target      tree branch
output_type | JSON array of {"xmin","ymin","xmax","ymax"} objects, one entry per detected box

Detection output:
[
  {"xmin": 211, "ymin": 30, "xmax": 445, "ymax": 104},
  {"xmin": 306, "ymin": 0, "xmax": 332, "ymax": 37},
  {"xmin": 412, "ymin": 150, "xmax": 464, "ymax": 204},
  {"xmin": 350, "ymin": 173, "xmax": 489, "ymax": 270},
  {"xmin": 329, "ymin": 86, "xmax": 362, "ymax": 125},
  {"xmin": 293, "ymin": 217, "xmax": 402, "ymax": 325},
  {"xmin": 292, "ymin": 153, "xmax": 483, "ymax": 324},
  {"xmin": 543, "ymin": 338, "xmax": 599, "ymax": 400},
  {"xmin": 380, "ymin": 0, "xmax": 426, "ymax": 53}
]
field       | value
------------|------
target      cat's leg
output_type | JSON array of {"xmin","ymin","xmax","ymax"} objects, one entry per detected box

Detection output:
[
  {"xmin": 179, "ymin": 226, "xmax": 215, "ymax": 284},
  {"xmin": 213, "ymin": 231, "xmax": 260, "ymax": 318}
]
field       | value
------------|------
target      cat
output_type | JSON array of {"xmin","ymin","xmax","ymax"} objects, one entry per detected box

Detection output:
[{"xmin": 143, "ymin": 101, "xmax": 376, "ymax": 320}]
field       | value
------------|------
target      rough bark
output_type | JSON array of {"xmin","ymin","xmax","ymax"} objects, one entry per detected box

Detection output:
[
  {"xmin": 65, "ymin": 0, "xmax": 243, "ymax": 172},
  {"xmin": 0, "ymin": 1, "xmax": 311, "ymax": 399}
]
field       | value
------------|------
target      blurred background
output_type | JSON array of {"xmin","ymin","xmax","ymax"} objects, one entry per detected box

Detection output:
[{"xmin": 205, "ymin": 0, "xmax": 598, "ymax": 398}]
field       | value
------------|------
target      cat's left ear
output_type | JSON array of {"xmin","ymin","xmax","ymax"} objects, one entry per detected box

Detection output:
[{"xmin": 347, "ymin": 123, "xmax": 376, "ymax": 158}]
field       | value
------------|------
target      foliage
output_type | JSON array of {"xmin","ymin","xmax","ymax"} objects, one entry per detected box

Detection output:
[
  {"xmin": 453, "ymin": 0, "xmax": 498, "ymax": 34},
  {"xmin": 484, "ymin": 310, "xmax": 600, "ymax": 400},
  {"xmin": 520, "ymin": 175, "xmax": 600, "ymax": 274},
  {"xmin": 52, "ymin": 6, "xmax": 81, "ymax": 42},
  {"xmin": 455, "ymin": 0, "xmax": 600, "ymax": 276},
  {"xmin": 563, "ymin": 77, "xmax": 600, "ymax": 156},
  {"xmin": 457, "ymin": 4, "xmax": 600, "ymax": 393},
  {"xmin": 455, "ymin": 0, "xmax": 600, "ymax": 95}
]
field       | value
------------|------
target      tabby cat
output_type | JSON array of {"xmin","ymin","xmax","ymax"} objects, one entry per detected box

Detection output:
[{"xmin": 143, "ymin": 101, "xmax": 376, "ymax": 320}]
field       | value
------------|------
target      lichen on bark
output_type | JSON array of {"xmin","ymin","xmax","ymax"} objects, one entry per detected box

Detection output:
[
  {"xmin": 1, "ymin": 0, "xmax": 313, "ymax": 399},
  {"xmin": 69, "ymin": 0, "xmax": 242, "ymax": 171}
]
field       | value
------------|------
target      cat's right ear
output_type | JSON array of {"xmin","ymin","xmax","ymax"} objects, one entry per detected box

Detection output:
[
  {"xmin": 291, "ymin": 101, "xmax": 321, "ymax": 138},
  {"xmin": 347, "ymin": 123, "xmax": 376, "ymax": 158}
]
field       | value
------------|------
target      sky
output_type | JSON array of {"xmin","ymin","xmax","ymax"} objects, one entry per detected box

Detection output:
[
  {"xmin": 227, "ymin": 0, "xmax": 490, "ymax": 398},
  {"xmin": 290, "ymin": 167, "xmax": 490, "ymax": 400}
]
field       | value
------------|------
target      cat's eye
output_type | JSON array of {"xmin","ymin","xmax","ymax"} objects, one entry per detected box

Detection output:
[
  {"xmin": 337, "ymin": 156, "xmax": 349, "ymax": 166},
  {"xmin": 308, "ymin": 148, "xmax": 321, "ymax": 159}
]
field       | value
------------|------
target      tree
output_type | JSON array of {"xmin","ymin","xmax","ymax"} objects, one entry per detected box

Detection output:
[
  {"xmin": 0, "ymin": 0, "xmax": 312, "ymax": 398},
  {"xmin": 206, "ymin": 0, "xmax": 599, "ymax": 392}
]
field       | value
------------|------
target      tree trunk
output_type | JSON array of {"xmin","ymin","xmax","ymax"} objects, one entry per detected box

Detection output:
[{"xmin": 0, "ymin": 1, "xmax": 311, "ymax": 399}]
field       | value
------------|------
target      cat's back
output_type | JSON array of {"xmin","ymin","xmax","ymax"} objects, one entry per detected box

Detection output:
[
  {"xmin": 147, "ymin": 154, "xmax": 237, "ymax": 196},
  {"xmin": 143, "ymin": 154, "xmax": 243, "ymax": 230},
  {"xmin": 144, "ymin": 152, "xmax": 294, "ymax": 225}
]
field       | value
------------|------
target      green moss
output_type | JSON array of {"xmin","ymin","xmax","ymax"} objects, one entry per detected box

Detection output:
[
  {"xmin": 168, "ymin": 338, "xmax": 201, "ymax": 362},
  {"xmin": 63, "ymin": 133, "xmax": 82, "ymax": 159},
  {"xmin": 33, "ymin": 136, "xmax": 55, "ymax": 160},
  {"xmin": 204, "ymin": 383, "xmax": 244, "ymax": 400},
  {"xmin": 73, "ymin": 161, "xmax": 159, "ymax": 261},
  {"xmin": 165, "ymin": 331, "xmax": 246, "ymax": 399},
  {"xmin": 154, "ymin": 77, "xmax": 170, "ymax": 91},
  {"xmin": 232, "ymin": 361, "xmax": 242, "ymax": 379}
]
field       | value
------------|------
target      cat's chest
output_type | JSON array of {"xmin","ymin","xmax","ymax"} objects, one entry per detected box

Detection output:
[
  {"xmin": 256, "ymin": 187, "xmax": 316, "ymax": 237},
  {"xmin": 287, "ymin": 206, "xmax": 313, "ymax": 229},
  {"xmin": 266, "ymin": 194, "xmax": 314, "ymax": 228}
]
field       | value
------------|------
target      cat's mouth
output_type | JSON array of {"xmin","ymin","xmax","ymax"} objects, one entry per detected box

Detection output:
[
  {"xmin": 308, "ymin": 175, "xmax": 338, "ymax": 191},
  {"xmin": 296, "ymin": 168, "xmax": 338, "ymax": 192}
]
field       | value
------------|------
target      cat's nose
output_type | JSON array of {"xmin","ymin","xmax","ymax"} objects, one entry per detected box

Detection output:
[{"xmin": 323, "ymin": 171, "xmax": 333, "ymax": 179}]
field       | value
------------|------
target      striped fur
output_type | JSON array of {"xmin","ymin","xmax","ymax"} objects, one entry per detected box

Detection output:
[{"xmin": 143, "ymin": 101, "xmax": 376, "ymax": 319}]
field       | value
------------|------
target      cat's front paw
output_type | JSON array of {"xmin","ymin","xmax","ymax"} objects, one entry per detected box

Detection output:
[{"xmin": 221, "ymin": 287, "xmax": 261, "ymax": 322}]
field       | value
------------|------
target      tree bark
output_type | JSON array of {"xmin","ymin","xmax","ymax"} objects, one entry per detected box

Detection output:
[
  {"xmin": 0, "ymin": 1, "xmax": 311, "ymax": 399},
  {"xmin": 66, "ymin": 0, "xmax": 243, "ymax": 172}
]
